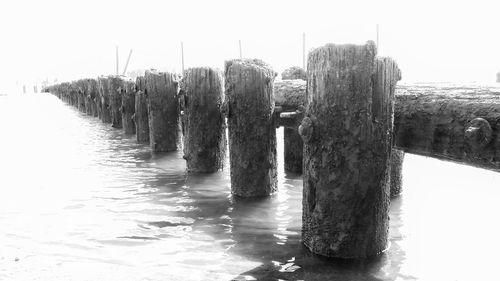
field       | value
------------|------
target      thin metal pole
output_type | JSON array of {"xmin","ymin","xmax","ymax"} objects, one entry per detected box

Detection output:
[
  {"xmin": 376, "ymin": 24, "xmax": 379, "ymax": 51},
  {"xmin": 302, "ymin": 32, "xmax": 306, "ymax": 69},
  {"xmin": 239, "ymin": 40, "xmax": 242, "ymax": 59},
  {"xmin": 181, "ymin": 41, "xmax": 185, "ymax": 73},
  {"xmin": 115, "ymin": 45, "xmax": 119, "ymax": 75},
  {"xmin": 122, "ymin": 49, "xmax": 133, "ymax": 76}
]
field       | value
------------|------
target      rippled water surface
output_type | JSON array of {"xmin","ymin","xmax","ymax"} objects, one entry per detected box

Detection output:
[{"xmin": 1, "ymin": 93, "xmax": 500, "ymax": 280}]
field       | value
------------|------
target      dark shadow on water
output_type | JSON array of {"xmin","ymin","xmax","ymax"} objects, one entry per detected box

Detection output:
[{"xmin": 120, "ymin": 149, "xmax": 408, "ymax": 281}]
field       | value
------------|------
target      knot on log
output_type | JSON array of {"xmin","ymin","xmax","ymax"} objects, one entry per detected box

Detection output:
[
  {"xmin": 298, "ymin": 117, "xmax": 313, "ymax": 142},
  {"xmin": 464, "ymin": 118, "xmax": 492, "ymax": 149}
]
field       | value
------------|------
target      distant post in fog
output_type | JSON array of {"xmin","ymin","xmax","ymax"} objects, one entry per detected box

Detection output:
[
  {"xmin": 239, "ymin": 40, "xmax": 242, "ymax": 59},
  {"xmin": 181, "ymin": 41, "xmax": 185, "ymax": 73},
  {"xmin": 376, "ymin": 24, "xmax": 379, "ymax": 50},
  {"xmin": 302, "ymin": 32, "xmax": 306, "ymax": 69},
  {"xmin": 115, "ymin": 45, "xmax": 119, "ymax": 76}
]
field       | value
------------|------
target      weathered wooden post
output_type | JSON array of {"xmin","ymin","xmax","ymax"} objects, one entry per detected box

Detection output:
[
  {"xmin": 134, "ymin": 76, "xmax": 149, "ymax": 143},
  {"xmin": 108, "ymin": 76, "xmax": 124, "ymax": 128},
  {"xmin": 87, "ymin": 78, "xmax": 99, "ymax": 117},
  {"xmin": 145, "ymin": 70, "xmax": 181, "ymax": 152},
  {"xmin": 281, "ymin": 66, "xmax": 306, "ymax": 80},
  {"xmin": 181, "ymin": 67, "xmax": 226, "ymax": 172},
  {"xmin": 76, "ymin": 79, "xmax": 86, "ymax": 113},
  {"xmin": 121, "ymin": 79, "xmax": 136, "ymax": 134},
  {"xmin": 280, "ymin": 67, "xmax": 307, "ymax": 173},
  {"xmin": 301, "ymin": 42, "xmax": 400, "ymax": 258},
  {"xmin": 225, "ymin": 59, "xmax": 277, "ymax": 197},
  {"xmin": 390, "ymin": 149, "xmax": 405, "ymax": 198},
  {"xmin": 98, "ymin": 76, "xmax": 112, "ymax": 123},
  {"xmin": 70, "ymin": 82, "xmax": 78, "ymax": 107}
]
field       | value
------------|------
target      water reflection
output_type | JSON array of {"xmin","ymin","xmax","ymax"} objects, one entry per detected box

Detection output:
[{"xmin": 1, "ymin": 94, "xmax": 500, "ymax": 281}]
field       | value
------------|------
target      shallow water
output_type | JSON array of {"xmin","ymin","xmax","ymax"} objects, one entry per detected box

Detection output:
[{"xmin": 1, "ymin": 93, "xmax": 499, "ymax": 281}]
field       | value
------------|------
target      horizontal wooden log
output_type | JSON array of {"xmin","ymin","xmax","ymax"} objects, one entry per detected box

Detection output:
[{"xmin": 394, "ymin": 84, "xmax": 500, "ymax": 172}]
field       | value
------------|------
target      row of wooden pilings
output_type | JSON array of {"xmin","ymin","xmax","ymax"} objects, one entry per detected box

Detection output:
[{"xmin": 49, "ymin": 40, "xmax": 496, "ymax": 259}]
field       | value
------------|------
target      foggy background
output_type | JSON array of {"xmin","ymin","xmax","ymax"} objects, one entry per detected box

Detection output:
[{"xmin": 1, "ymin": 0, "xmax": 499, "ymax": 92}]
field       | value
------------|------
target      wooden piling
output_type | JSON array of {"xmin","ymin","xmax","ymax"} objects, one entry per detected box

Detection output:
[
  {"xmin": 144, "ymin": 70, "xmax": 181, "ymax": 152},
  {"xmin": 301, "ymin": 42, "xmax": 400, "ymax": 258},
  {"xmin": 181, "ymin": 67, "xmax": 226, "ymax": 173},
  {"xmin": 76, "ymin": 79, "xmax": 87, "ymax": 113},
  {"xmin": 390, "ymin": 149, "xmax": 405, "ymax": 198},
  {"xmin": 280, "ymin": 67, "xmax": 307, "ymax": 173},
  {"xmin": 134, "ymin": 76, "xmax": 149, "ymax": 143},
  {"xmin": 121, "ymin": 79, "xmax": 136, "ymax": 134},
  {"xmin": 108, "ymin": 76, "xmax": 125, "ymax": 129},
  {"xmin": 87, "ymin": 78, "xmax": 99, "ymax": 117},
  {"xmin": 281, "ymin": 66, "xmax": 306, "ymax": 80},
  {"xmin": 224, "ymin": 59, "xmax": 277, "ymax": 197},
  {"xmin": 98, "ymin": 76, "xmax": 112, "ymax": 123}
]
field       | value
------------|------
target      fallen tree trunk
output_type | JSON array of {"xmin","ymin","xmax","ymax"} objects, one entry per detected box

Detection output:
[{"xmin": 394, "ymin": 85, "xmax": 500, "ymax": 172}]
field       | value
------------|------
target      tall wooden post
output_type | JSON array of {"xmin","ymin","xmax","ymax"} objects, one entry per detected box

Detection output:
[
  {"xmin": 390, "ymin": 149, "xmax": 405, "ymax": 198},
  {"xmin": 280, "ymin": 67, "xmax": 307, "ymax": 173},
  {"xmin": 301, "ymin": 42, "xmax": 400, "ymax": 258},
  {"xmin": 116, "ymin": 45, "xmax": 119, "ymax": 76},
  {"xmin": 181, "ymin": 42, "xmax": 185, "ymax": 74},
  {"xmin": 145, "ymin": 70, "xmax": 180, "ymax": 152},
  {"xmin": 98, "ymin": 76, "xmax": 112, "ymax": 123},
  {"xmin": 121, "ymin": 79, "xmax": 136, "ymax": 134},
  {"xmin": 87, "ymin": 78, "xmax": 99, "ymax": 118},
  {"xmin": 238, "ymin": 40, "xmax": 242, "ymax": 59},
  {"xmin": 225, "ymin": 59, "xmax": 277, "ymax": 197},
  {"xmin": 108, "ymin": 76, "xmax": 124, "ymax": 129},
  {"xmin": 182, "ymin": 67, "xmax": 226, "ymax": 173},
  {"xmin": 302, "ymin": 32, "xmax": 306, "ymax": 70},
  {"xmin": 134, "ymin": 76, "xmax": 149, "ymax": 143},
  {"xmin": 84, "ymin": 80, "xmax": 92, "ymax": 115}
]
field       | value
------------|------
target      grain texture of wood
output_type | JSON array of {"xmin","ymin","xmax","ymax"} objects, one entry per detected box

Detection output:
[
  {"xmin": 301, "ymin": 42, "xmax": 400, "ymax": 258},
  {"xmin": 121, "ymin": 79, "xmax": 136, "ymax": 134},
  {"xmin": 281, "ymin": 66, "xmax": 306, "ymax": 80},
  {"xmin": 98, "ymin": 76, "xmax": 112, "ymax": 123},
  {"xmin": 134, "ymin": 76, "xmax": 149, "ymax": 143},
  {"xmin": 181, "ymin": 67, "xmax": 226, "ymax": 172},
  {"xmin": 225, "ymin": 59, "xmax": 278, "ymax": 197},
  {"xmin": 277, "ymin": 74, "xmax": 307, "ymax": 174},
  {"xmin": 390, "ymin": 149, "xmax": 405, "ymax": 198},
  {"xmin": 87, "ymin": 78, "xmax": 99, "ymax": 117},
  {"xmin": 394, "ymin": 85, "xmax": 500, "ymax": 172},
  {"xmin": 108, "ymin": 76, "xmax": 125, "ymax": 129},
  {"xmin": 145, "ymin": 70, "xmax": 180, "ymax": 152}
]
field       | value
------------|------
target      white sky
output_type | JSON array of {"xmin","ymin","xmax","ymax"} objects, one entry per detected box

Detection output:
[{"xmin": 1, "ymin": 0, "xmax": 500, "ymax": 91}]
